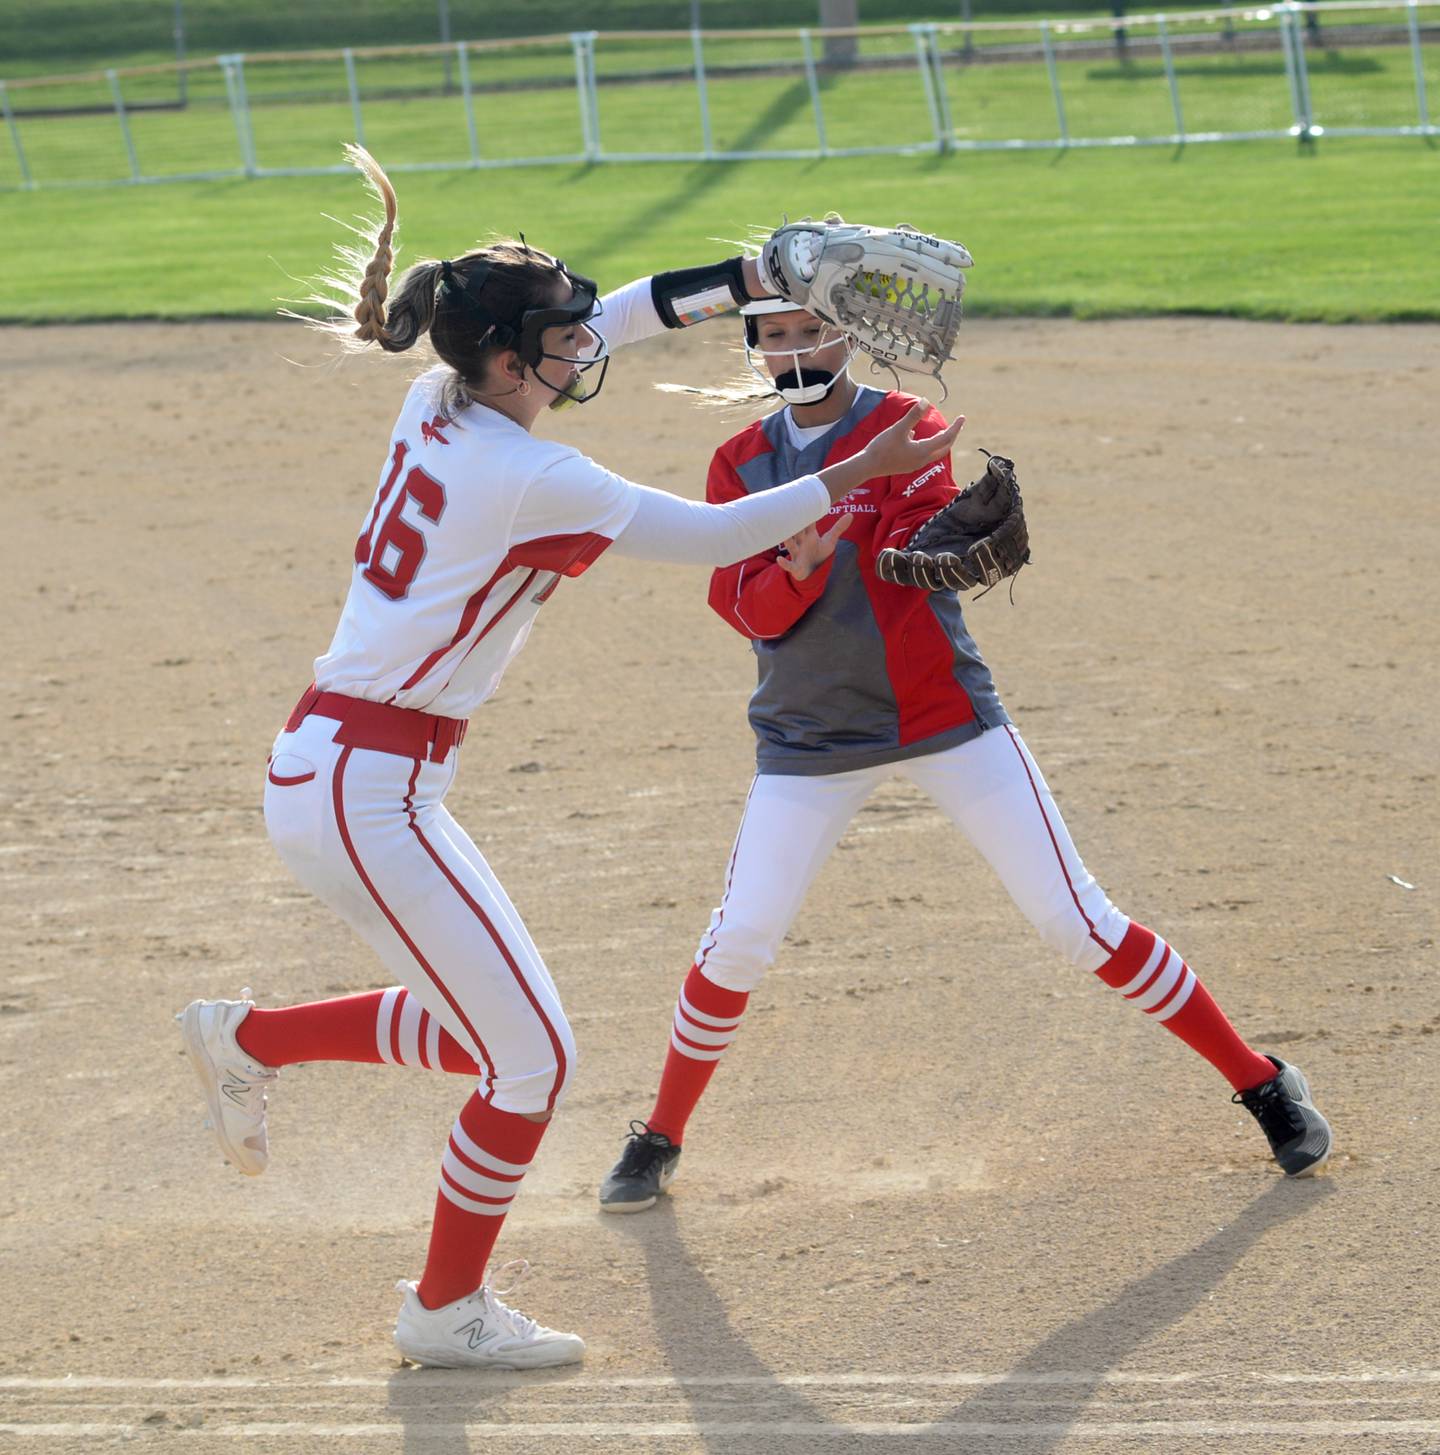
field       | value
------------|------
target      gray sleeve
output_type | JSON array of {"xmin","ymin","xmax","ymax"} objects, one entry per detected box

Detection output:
[{"xmin": 611, "ymin": 475, "xmax": 829, "ymax": 566}]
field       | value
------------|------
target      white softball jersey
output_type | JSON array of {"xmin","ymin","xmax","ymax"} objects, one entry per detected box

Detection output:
[{"xmin": 315, "ymin": 280, "xmax": 827, "ymax": 720}]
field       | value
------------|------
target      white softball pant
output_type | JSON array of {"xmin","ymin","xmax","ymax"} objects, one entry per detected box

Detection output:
[
  {"xmin": 263, "ymin": 712, "xmax": 574, "ymax": 1116},
  {"xmin": 695, "ymin": 724, "xmax": 1131, "ymax": 993}
]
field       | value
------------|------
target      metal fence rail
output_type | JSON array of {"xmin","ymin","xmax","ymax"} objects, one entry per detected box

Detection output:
[{"xmin": 2, "ymin": 1, "xmax": 1436, "ymax": 189}]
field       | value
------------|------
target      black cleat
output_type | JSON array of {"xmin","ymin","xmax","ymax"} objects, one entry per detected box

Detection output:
[
  {"xmin": 1234, "ymin": 1056, "xmax": 1332, "ymax": 1177},
  {"xmin": 599, "ymin": 1121, "xmax": 682, "ymax": 1213}
]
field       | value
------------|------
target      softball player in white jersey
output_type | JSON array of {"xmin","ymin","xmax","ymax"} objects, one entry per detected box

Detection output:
[
  {"xmin": 598, "ymin": 297, "xmax": 1332, "ymax": 1213},
  {"xmin": 176, "ymin": 150, "xmax": 962, "ymax": 1370}
]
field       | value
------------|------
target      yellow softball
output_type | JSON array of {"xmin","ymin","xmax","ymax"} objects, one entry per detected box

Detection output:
[{"xmin": 858, "ymin": 270, "xmax": 902, "ymax": 302}]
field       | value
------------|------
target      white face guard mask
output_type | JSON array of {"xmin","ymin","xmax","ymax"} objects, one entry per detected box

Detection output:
[{"xmin": 741, "ymin": 300, "xmax": 859, "ymax": 406}]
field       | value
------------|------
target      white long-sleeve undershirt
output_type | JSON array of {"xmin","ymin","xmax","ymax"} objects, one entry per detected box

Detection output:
[
  {"xmin": 611, "ymin": 474, "xmax": 828, "ymax": 566},
  {"xmin": 596, "ymin": 276, "xmax": 669, "ymax": 351}
]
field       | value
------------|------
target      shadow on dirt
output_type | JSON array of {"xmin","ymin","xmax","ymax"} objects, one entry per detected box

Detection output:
[{"xmin": 617, "ymin": 1175, "xmax": 1335, "ymax": 1453}]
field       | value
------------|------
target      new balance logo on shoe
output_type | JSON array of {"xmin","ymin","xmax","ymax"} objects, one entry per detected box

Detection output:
[
  {"xmin": 178, "ymin": 996, "xmax": 275, "ymax": 1177},
  {"xmin": 392, "ymin": 1275, "xmax": 584, "ymax": 1370}
]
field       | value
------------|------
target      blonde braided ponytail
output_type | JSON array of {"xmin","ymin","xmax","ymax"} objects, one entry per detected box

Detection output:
[
  {"xmin": 283, "ymin": 143, "xmax": 561, "ymax": 409},
  {"xmin": 345, "ymin": 144, "xmax": 399, "ymax": 346}
]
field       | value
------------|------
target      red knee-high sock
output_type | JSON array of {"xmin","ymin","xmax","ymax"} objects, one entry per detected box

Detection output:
[
  {"xmin": 418, "ymin": 1094, "xmax": 549, "ymax": 1310},
  {"xmin": 1095, "ymin": 922, "xmax": 1276, "ymax": 1092},
  {"xmin": 235, "ymin": 988, "xmax": 480, "ymax": 1074},
  {"xmin": 645, "ymin": 965, "xmax": 750, "ymax": 1145}
]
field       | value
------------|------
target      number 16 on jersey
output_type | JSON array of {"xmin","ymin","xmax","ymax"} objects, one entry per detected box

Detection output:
[{"xmin": 354, "ymin": 441, "xmax": 447, "ymax": 601}]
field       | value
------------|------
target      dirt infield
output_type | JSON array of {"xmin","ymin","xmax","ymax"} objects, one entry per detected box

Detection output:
[{"xmin": 2, "ymin": 317, "xmax": 1437, "ymax": 1453}]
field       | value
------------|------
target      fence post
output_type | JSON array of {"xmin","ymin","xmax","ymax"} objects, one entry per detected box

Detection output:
[
  {"xmin": 571, "ymin": 34, "xmax": 592, "ymax": 158},
  {"xmin": 438, "ymin": 0, "xmax": 453, "ymax": 92},
  {"xmin": 219, "ymin": 54, "xmax": 259, "ymax": 175},
  {"xmin": 927, "ymin": 25, "xmax": 955, "ymax": 145},
  {"xmin": 0, "ymin": 82, "xmax": 34, "ymax": 189},
  {"xmin": 821, "ymin": 0, "xmax": 860, "ymax": 66},
  {"xmin": 219, "ymin": 56, "xmax": 254, "ymax": 176},
  {"xmin": 1406, "ymin": 0, "xmax": 1432, "ymax": 132},
  {"xmin": 457, "ymin": 42, "xmax": 481, "ymax": 165},
  {"xmin": 1278, "ymin": 4, "xmax": 1313, "ymax": 138},
  {"xmin": 235, "ymin": 54, "xmax": 260, "ymax": 173},
  {"xmin": 692, "ymin": 27, "xmax": 714, "ymax": 159},
  {"xmin": 1040, "ymin": 20, "xmax": 1069, "ymax": 146},
  {"xmin": 1285, "ymin": 8, "xmax": 1309, "ymax": 133},
  {"xmin": 571, "ymin": 32, "xmax": 599, "ymax": 161},
  {"xmin": 911, "ymin": 23, "xmax": 945, "ymax": 153},
  {"xmin": 586, "ymin": 33, "xmax": 601, "ymax": 157},
  {"xmin": 1157, "ymin": 14, "xmax": 1185, "ymax": 140},
  {"xmin": 343, "ymin": 49, "xmax": 365, "ymax": 149},
  {"xmin": 1290, "ymin": 3, "xmax": 1315, "ymax": 134},
  {"xmin": 173, "ymin": 0, "xmax": 188, "ymax": 106},
  {"xmin": 107, "ymin": 68, "xmax": 142, "ymax": 182},
  {"xmin": 800, "ymin": 28, "xmax": 830, "ymax": 155}
]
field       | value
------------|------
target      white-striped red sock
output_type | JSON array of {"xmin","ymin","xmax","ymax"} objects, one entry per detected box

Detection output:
[
  {"xmin": 418, "ymin": 1094, "xmax": 548, "ymax": 1309},
  {"xmin": 373, "ymin": 987, "xmax": 481, "ymax": 1074},
  {"xmin": 646, "ymin": 965, "xmax": 749, "ymax": 1144},
  {"xmin": 1095, "ymin": 922, "xmax": 1276, "ymax": 1092},
  {"xmin": 234, "ymin": 987, "xmax": 482, "ymax": 1073}
]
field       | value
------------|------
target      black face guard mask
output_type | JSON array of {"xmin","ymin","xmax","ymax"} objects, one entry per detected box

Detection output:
[
  {"xmin": 516, "ymin": 273, "xmax": 611, "ymax": 409},
  {"xmin": 442, "ymin": 261, "xmax": 611, "ymax": 408}
]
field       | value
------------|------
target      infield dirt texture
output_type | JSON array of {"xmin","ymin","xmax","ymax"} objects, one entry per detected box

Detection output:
[{"xmin": 2, "ymin": 316, "xmax": 1437, "ymax": 1452}]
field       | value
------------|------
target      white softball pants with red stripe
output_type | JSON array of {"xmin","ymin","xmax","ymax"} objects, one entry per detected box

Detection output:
[
  {"xmin": 695, "ymin": 725, "xmax": 1131, "ymax": 992},
  {"xmin": 263, "ymin": 714, "xmax": 574, "ymax": 1116}
]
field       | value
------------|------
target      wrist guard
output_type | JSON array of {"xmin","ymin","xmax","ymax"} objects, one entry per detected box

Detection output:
[{"xmin": 651, "ymin": 257, "xmax": 751, "ymax": 330}]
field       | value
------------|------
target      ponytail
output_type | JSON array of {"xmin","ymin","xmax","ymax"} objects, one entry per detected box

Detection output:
[
  {"xmin": 347, "ymin": 144, "xmax": 397, "ymax": 346},
  {"xmin": 284, "ymin": 144, "xmax": 570, "ymax": 417}
]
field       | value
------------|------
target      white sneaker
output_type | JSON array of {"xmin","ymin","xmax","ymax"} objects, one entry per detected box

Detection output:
[
  {"xmin": 176, "ymin": 991, "xmax": 277, "ymax": 1176},
  {"xmin": 393, "ymin": 1262, "xmax": 585, "ymax": 1370}
]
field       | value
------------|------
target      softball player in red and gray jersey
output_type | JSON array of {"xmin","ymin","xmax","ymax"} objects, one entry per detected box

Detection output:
[
  {"xmin": 176, "ymin": 153, "xmax": 963, "ymax": 1370},
  {"xmin": 599, "ymin": 297, "xmax": 1332, "ymax": 1212}
]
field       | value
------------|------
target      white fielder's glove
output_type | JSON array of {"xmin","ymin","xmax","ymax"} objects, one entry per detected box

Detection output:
[{"xmin": 759, "ymin": 219, "xmax": 973, "ymax": 380}]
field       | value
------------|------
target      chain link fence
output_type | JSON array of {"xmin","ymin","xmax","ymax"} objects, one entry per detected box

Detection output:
[{"xmin": 1, "ymin": 3, "xmax": 1434, "ymax": 189}]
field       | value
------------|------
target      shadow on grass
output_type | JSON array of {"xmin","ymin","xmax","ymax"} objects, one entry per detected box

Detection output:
[
  {"xmin": 1086, "ymin": 53, "xmax": 1383, "ymax": 81},
  {"xmin": 567, "ymin": 78, "xmax": 823, "ymax": 262}
]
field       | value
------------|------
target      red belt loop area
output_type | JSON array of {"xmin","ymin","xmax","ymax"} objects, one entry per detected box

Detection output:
[{"xmin": 285, "ymin": 684, "xmax": 468, "ymax": 763}]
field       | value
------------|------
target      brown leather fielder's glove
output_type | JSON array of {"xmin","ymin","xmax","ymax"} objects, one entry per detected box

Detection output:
[{"xmin": 875, "ymin": 450, "xmax": 1030, "ymax": 593}]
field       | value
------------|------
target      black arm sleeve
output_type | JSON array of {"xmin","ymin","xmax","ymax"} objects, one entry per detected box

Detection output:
[{"xmin": 650, "ymin": 256, "xmax": 751, "ymax": 330}]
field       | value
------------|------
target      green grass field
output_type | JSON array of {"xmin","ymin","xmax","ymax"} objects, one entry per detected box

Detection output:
[
  {"xmin": 4, "ymin": 4, "xmax": 1436, "ymax": 326},
  {"xmin": 6, "ymin": 137, "xmax": 1436, "ymax": 324}
]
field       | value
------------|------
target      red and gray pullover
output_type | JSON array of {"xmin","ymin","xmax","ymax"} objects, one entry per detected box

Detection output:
[{"xmin": 707, "ymin": 386, "xmax": 1010, "ymax": 777}]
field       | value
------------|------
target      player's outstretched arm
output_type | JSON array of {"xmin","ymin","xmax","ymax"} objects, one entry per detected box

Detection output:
[
  {"xmin": 611, "ymin": 475, "xmax": 832, "ymax": 567},
  {"xmin": 601, "ymin": 258, "xmax": 773, "ymax": 351},
  {"xmin": 609, "ymin": 406, "xmax": 960, "ymax": 569}
]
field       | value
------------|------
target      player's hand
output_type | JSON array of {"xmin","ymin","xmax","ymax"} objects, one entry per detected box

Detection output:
[
  {"xmin": 862, "ymin": 402, "xmax": 965, "ymax": 479},
  {"xmin": 777, "ymin": 514, "xmax": 852, "ymax": 581},
  {"xmin": 815, "ymin": 405, "xmax": 963, "ymax": 504}
]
